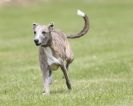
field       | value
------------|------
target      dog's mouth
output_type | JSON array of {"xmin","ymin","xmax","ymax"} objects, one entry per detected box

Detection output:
[
  {"xmin": 34, "ymin": 40, "xmax": 49, "ymax": 47},
  {"xmin": 35, "ymin": 43, "xmax": 41, "ymax": 46},
  {"xmin": 34, "ymin": 42, "xmax": 48, "ymax": 47},
  {"xmin": 34, "ymin": 42, "xmax": 41, "ymax": 46}
]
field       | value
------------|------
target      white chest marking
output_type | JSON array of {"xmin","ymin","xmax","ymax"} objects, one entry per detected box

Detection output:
[{"xmin": 43, "ymin": 47, "xmax": 61, "ymax": 67}]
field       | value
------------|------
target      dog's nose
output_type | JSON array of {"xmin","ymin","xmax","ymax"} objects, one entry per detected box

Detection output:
[{"xmin": 34, "ymin": 39, "xmax": 39, "ymax": 44}]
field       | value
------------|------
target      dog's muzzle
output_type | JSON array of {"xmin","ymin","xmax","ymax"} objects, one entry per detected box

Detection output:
[{"xmin": 34, "ymin": 39, "xmax": 41, "ymax": 46}]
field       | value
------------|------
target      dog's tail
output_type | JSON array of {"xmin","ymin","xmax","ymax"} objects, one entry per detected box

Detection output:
[{"xmin": 67, "ymin": 10, "xmax": 89, "ymax": 39}]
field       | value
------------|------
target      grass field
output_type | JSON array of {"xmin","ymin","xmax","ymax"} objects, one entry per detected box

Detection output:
[{"xmin": 0, "ymin": 0, "xmax": 133, "ymax": 106}]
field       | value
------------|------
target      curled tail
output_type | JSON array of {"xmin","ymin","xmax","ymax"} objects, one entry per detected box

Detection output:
[{"xmin": 67, "ymin": 10, "xmax": 89, "ymax": 39}]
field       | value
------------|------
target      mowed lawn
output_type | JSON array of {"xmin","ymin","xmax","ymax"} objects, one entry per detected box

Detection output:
[{"xmin": 0, "ymin": 0, "xmax": 133, "ymax": 106}]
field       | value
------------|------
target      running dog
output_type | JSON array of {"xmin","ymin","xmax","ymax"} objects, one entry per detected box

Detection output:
[{"xmin": 32, "ymin": 10, "xmax": 89, "ymax": 95}]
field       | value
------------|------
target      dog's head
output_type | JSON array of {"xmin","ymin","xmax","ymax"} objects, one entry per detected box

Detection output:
[{"xmin": 32, "ymin": 23, "xmax": 54, "ymax": 46}]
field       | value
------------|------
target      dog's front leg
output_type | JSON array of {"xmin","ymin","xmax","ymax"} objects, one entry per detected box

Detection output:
[
  {"xmin": 39, "ymin": 47, "xmax": 50, "ymax": 95},
  {"xmin": 41, "ymin": 67, "xmax": 50, "ymax": 95}
]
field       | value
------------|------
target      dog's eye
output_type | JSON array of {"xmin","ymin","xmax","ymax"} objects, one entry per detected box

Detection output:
[
  {"xmin": 34, "ymin": 31, "xmax": 36, "ymax": 34},
  {"xmin": 42, "ymin": 31, "xmax": 46, "ymax": 34}
]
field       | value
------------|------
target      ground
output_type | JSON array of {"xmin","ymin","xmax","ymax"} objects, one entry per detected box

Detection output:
[{"xmin": 0, "ymin": 0, "xmax": 133, "ymax": 106}]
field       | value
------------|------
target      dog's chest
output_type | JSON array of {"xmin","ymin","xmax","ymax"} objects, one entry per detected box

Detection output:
[{"xmin": 43, "ymin": 47, "xmax": 61, "ymax": 70}]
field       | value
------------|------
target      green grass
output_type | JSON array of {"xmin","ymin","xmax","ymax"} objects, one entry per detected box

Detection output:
[{"xmin": 0, "ymin": 0, "xmax": 133, "ymax": 106}]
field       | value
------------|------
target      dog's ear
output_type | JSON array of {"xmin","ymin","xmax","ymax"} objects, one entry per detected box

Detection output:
[
  {"xmin": 48, "ymin": 23, "xmax": 54, "ymax": 32},
  {"xmin": 32, "ymin": 23, "xmax": 38, "ymax": 30}
]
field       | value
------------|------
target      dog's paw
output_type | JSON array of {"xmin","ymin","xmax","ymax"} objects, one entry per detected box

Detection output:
[{"xmin": 42, "ymin": 92, "xmax": 50, "ymax": 96}]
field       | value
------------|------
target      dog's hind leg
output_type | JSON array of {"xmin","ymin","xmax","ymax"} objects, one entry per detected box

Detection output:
[
  {"xmin": 60, "ymin": 62, "xmax": 72, "ymax": 90},
  {"xmin": 62, "ymin": 47, "xmax": 73, "ymax": 79},
  {"xmin": 65, "ymin": 41, "xmax": 74, "ymax": 71},
  {"xmin": 66, "ymin": 58, "xmax": 73, "ymax": 71}
]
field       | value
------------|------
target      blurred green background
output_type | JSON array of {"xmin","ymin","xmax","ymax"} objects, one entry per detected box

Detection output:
[{"xmin": 0, "ymin": 0, "xmax": 133, "ymax": 106}]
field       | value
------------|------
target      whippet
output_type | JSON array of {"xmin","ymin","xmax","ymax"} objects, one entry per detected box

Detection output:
[{"xmin": 32, "ymin": 10, "xmax": 89, "ymax": 95}]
